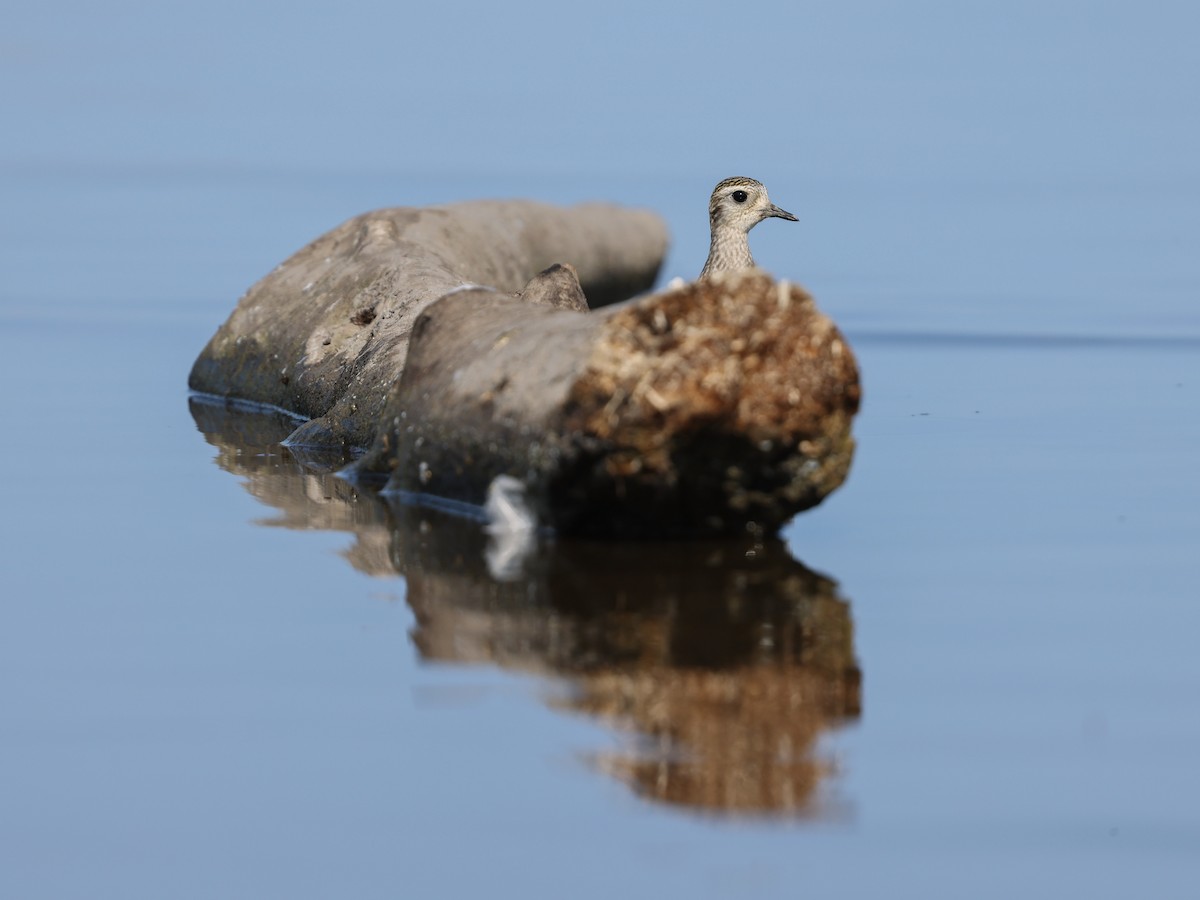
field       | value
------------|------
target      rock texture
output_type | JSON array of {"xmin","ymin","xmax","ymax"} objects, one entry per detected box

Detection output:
[
  {"xmin": 358, "ymin": 269, "xmax": 860, "ymax": 536},
  {"xmin": 189, "ymin": 200, "xmax": 668, "ymax": 448}
]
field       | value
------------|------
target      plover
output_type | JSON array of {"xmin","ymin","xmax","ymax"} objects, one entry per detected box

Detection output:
[{"xmin": 699, "ymin": 176, "xmax": 797, "ymax": 279}]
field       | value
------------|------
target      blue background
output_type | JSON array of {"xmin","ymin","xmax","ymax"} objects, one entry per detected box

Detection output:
[{"xmin": 2, "ymin": 2, "xmax": 1199, "ymax": 898}]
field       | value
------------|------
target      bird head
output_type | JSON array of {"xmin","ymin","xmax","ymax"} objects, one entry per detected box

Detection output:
[{"xmin": 708, "ymin": 176, "xmax": 797, "ymax": 233}]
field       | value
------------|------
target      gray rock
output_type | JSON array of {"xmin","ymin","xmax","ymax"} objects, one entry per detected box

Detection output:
[{"xmin": 189, "ymin": 200, "xmax": 668, "ymax": 448}]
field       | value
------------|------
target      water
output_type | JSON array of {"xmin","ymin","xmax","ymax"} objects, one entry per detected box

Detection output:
[{"xmin": 4, "ymin": 4, "xmax": 1200, "ymax": 898}]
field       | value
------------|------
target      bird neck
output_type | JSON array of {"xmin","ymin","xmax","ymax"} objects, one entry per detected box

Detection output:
[{"xmin": 700, "ymin": 223, "xmax": 755, "ymax": 279}]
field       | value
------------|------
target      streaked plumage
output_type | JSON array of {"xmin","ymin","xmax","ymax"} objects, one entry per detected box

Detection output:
[{"xmin": 699, "ymin": 176, "xmax": 797, "ymax": 279}]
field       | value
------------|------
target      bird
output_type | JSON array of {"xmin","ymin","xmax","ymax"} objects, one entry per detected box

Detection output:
[{"xmin": 699, "ymin": 176, "xmax": 797, "ymax": 279}]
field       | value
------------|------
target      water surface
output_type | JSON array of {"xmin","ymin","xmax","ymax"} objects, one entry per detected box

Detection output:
[{"xmin": 3, "ymin": 3, "xmax": 1200, "ymax": 896}]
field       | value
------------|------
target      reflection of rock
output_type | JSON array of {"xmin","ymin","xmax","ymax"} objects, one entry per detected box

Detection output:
[
  {"xmin": 395, "ymin": 515, "xmax": 860, "ymax": 816},
  {"xmin": 189, "ymin": 398, "xmax": 397, "ymax": 577},
  {"xmin": 580, "ymin": 665, "xmax": 853, "ymax": 816},
  {"xmin": 190, "ymin": 400, "xmax": 862, "ymax": 817}
]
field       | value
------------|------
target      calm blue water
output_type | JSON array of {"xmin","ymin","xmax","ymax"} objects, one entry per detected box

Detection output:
[{"xmin": 3, "ymin": 3, "xmax": 1200, "ymax": 898}]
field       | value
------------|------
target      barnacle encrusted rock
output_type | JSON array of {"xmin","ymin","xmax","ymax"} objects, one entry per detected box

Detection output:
[{"xmin": 360, "ymin": 269, "xmax": 859, "ymax": 536}]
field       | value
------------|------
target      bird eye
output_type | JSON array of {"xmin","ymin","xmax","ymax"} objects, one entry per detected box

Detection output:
[{"xmin": 731, "ymin": 190, "xmax": 748, "ymax": 203}]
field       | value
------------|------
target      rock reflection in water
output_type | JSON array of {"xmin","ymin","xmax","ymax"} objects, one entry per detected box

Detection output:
[{"xmin": 191, "ymin": 398, "xmax": 862, "ymax": 817}]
